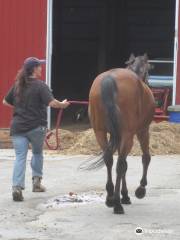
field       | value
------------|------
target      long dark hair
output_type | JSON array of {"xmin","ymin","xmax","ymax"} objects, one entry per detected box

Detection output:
[{"xmin": 14, "ymin": 65, "xmax": 36, "ymax": 101}]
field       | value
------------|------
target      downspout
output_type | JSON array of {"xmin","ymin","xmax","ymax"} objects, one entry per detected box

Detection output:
[{"xmin": 173, "ymin": 0, "xmax": 179, "ymax": 105}]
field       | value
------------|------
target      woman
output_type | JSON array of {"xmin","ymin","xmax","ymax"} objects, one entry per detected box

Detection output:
[{"xmin": 3, "ymin": 57, "xmax": 70, "ymax": 201}]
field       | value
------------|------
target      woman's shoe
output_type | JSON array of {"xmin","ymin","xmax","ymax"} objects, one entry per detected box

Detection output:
[
  {"xmin": 32, "ymin": 176, "xmax": 46, "ymax": 192},
  {"xmin": 12, "ymin": 186, "xmax": 24, "ymax": 201}
]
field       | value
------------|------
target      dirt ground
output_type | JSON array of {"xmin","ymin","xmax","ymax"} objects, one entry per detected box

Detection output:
[{"xmin": 45, "ymin": 121, "xmax": 180, "ymax": 155}]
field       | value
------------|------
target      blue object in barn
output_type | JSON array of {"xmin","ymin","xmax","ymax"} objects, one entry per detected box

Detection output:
[
  {"xmin": 168, "ymin": 105, "xmax": 180, "ymax": 123},
  {"xmin": 148, "ymin": 75, "xmax": 173, "ymax": 87}
]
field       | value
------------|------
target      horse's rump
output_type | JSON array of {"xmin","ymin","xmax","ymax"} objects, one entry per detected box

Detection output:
[{"xmin": 89, "ymin": 68, "xmax": 149, "ymax": 131}]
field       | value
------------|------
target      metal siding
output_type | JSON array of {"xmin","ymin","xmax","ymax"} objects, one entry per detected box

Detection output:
[
  {"xmin": 176, "ymin": 1, "xmax": 180, "ymax": 104},
  {"xmin": 0, "ymin": 0, "xmax": 47, "ymax": 128}
]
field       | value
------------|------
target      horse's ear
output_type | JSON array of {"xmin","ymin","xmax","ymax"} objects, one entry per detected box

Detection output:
[
  {"xmin": 129, "ymin": 53, "xmax": 135, "ymax": 61},
  {"xmin": 125, "ymin": 53, "xmax": 135, "ymax": 65},
  {"xmin": 143, "ymin": 53, "xmax": 149, "ymax": 61},
  {"xmin": 130, "ymin": 53, "xmax": 135, "ymax": 59}
]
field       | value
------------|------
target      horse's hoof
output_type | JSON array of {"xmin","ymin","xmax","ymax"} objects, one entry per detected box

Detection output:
[
  {"xmin": 114, "ymin": 204, "xmax": 124, "ymax": 214},
  {"xmin": 135, "ymin": 186, "xmax": 146, "ymax": 199},
  {"xmin": 105, "ymin": 197, "xmax": 114, "ymax": 208},
  {"xmin": 121, "ymin": 197, "xmax": 132, "ymax": 205}
]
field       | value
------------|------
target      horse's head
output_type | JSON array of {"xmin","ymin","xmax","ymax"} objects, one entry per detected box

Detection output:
[{"xmin": 125, "ymin": 53, "xmax": 153, "ymax": 84}]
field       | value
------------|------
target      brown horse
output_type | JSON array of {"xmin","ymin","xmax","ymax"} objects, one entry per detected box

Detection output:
[{"xmin": 88, "ymin": 54, "xmax": 155, "ymax": 214}]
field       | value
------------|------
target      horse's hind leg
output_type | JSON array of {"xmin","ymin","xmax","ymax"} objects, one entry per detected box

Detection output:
[
  {"xmin": 135, "ymin": 128, "xmax": 151, "ymax": 199},
  {"xmin": 121, "ymin": 173, "xmax": 131, "ymax": 204},
  {"xmin": 94, "ymin": 130, "xmax": 114, "ymax": 207},
  {"xmin": 114, "ymin": 135, "xmax": 133, "ymax": 214},
  {"xmin": 113, "ymin": 156, "xmax": 127, "ymax": 214},
  {"xmin": 104, "ymin": 150, "xmax": 114, "ymax": 207}
]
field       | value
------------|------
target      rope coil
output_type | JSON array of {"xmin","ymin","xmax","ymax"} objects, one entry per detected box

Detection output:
[{"xmin": 45, "ymin": 100, "xmax": 89, "ymax": 150}]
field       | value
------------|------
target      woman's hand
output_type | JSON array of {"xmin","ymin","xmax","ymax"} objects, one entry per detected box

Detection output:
[
  {"xmin": 49, "ymin": 99, "xmax": 70, "ymax": 109},
  {"xmin": 60, "ymin": 99, "xmax": 70, "ymax": 109}
]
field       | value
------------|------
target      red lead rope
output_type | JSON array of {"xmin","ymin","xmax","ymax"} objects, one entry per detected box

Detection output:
[{"xmin": 45, "ymin": 100, "xmax": 89, "ymax": 150}]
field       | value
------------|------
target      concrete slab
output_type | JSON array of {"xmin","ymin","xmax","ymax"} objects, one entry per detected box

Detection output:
[{"xmin": 0, "ymin": 150, "xmax": 180, "ymax": 240}]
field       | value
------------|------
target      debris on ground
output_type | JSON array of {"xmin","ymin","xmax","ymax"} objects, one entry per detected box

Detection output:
[{"xmin": 40, "ymin": 191, "xmax": 105, "ymax": 209}]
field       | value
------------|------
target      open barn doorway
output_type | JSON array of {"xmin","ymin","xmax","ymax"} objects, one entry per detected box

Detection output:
[{"xmin": 50, "ymin": 0, "xmax": 176, "ymax": 127}]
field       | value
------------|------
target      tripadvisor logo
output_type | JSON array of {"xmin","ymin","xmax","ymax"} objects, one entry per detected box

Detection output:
[{"xmin": 135, "ymin": 227, "xmax": 143, "ymax": 235}]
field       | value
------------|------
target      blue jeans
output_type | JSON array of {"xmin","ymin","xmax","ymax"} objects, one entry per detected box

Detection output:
[{"xmin": 12, "ymin": 126, "xmax": 46, "ymax": 189}]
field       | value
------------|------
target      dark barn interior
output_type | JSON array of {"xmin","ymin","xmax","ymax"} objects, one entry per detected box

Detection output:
[{"xmin": 51, "ymin": 0, "xmax": 175, "ymax": 126}]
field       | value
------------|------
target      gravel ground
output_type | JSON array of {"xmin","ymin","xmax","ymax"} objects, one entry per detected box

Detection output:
[{"xmin": 0, "ymin": 150, "xmax": 180, "ymax": 240}]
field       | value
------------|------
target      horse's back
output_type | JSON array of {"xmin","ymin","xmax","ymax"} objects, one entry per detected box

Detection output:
[{"xmin": 89, "ymin": 68, "xmax": 143, "ymax": 112}]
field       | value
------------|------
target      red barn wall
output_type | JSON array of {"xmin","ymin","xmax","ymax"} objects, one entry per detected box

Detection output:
[{"xmin": 0, "ymin": 0, "xmax": 47, "ymax": 128}]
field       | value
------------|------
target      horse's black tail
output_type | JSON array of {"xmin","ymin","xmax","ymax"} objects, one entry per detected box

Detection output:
[
  {"xmin": 101, "ymin": 75, "xmax": 121, "ymax": 155},
  {"xmin": 79, "ymin": 75, "xmax": 121, "ymax": 171}
]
